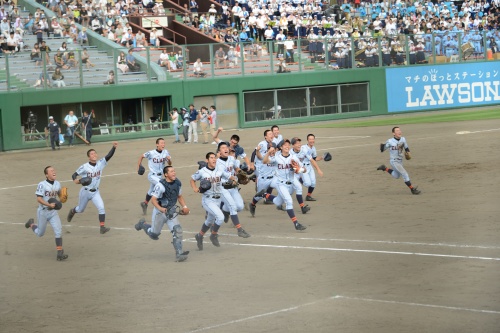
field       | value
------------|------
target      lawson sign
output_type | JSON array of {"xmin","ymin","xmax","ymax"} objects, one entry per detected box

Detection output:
[{"xmin": 386, "ymin": 62, "xmax": 500, "ymax": 113}]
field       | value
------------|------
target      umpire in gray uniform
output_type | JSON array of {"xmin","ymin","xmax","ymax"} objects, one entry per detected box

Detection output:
[{"xmin": 46, "ymin": 116, "xmax": 61, "ymax": 150}]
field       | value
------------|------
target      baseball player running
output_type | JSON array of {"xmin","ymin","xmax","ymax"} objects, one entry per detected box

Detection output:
[
  {"xmin": 138, "ymin": 138, "xmax": 172, "ymax": 215},
  {"xmin": 216, "ymin": 142, "xmax": 251, "ymax": 238},
  {"xmin": 377, "ymin": 127, "xmax": 421, "ymax": 195},
  {"xmin": 249, "ymin": 142, "xmax": 278, "ymax": 217},
  {"xmin": 190, "ymin": 152, "xmax": 237, "ymax": 250},
  {"xmin": 291, "ymin": 135, "xmax": 324, "ymax": 201},
  {"xmin": 257, "ymin": 139, "xmax": 307, "ymax": 231},
  {"xmin": 67, "ymin": 142, "xmax": 118, "ymax": 233},
  {"xmin": 134, "ymin": 166, "xmax": 190, "ymax": 262},
  {"xmin": 25, "ymin": 166, "xmax": 68, "ymax": 261}
]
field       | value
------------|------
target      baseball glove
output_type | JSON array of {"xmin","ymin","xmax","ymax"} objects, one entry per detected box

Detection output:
[
  {"xmin": 199, "ymin": 179, "xmax": 212, "ymax": 193},
  {"xmin": 323, "ymin": 152, "xmax": 332, "ymax": 162},
  {"xmin": 197, "ymin": 161, "xmax": 207, "ymax": 170},
  {"xmin": 380, "ymin": 143, "xmax": 385, "ymax": 153},
  {"xmin": 236, "ymin": 170, "xmax": 250, "ymax": 185},
  {"xmin": 59, "ymin": 187, "xmax": 68, "ymax": 203},
  {"xmin": 79, "ymin": 177, "xmax": 92, "ymax": 186},
  {"xmin": 222, "ymin": 180, "xmax": 238, "ymax": 189},
  {"xmin": 138, "ymin": 164, "xmax": 145, "ymax": 175},
  {"xmin": 290, "ymin": 159, "xmax": 300, "ymax": 173},
  {"xmin": 405, "ymin": 151, "xmax": 412, "ymax": 160},
  {"xmin": 48, "ymin": 198, "xmax": 62, "ymax": 210}
]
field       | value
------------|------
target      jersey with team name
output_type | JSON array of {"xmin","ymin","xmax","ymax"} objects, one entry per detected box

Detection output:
[
  {"xmin": 143, "ymin": 149, "xmax": 171, "ymax": 174},
  {"xmin": 268, "ymin": 151, "xmax": 302, "ymax": 182},
  {"xmin": 75, "ymin": 158, "xmax": 108, "ymax": 189},
  {"xmin": 35, "ymin": 179, "xmax": 62, "ymax": 209},
  {"xmin": 191, "ymin": 167, "xmax": 232, "ymax": 197}
]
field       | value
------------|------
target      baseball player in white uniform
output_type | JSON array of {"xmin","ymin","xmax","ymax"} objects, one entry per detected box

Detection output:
[
  {"xmin": 216, "ymin": 142, "xmax": 250, "ymax": 238},
  {"xmin": 25, "ymin": 166, "xmax": 68, "ymax": 261},
  {"xmin": 190, "ymin": 152, "xmax": 237, "ymax": 250},
  {"xmin": 252, "ymin": 129, "xmax": 274, "ymax": 177},
  {"xmin": 248, "ymin": 142, "xmax": 278, "ymax": 217},
  {"xmin": 258, "ymin": 139, "xmax": 307, "ymax": 231},
  {"xmin": 291, "ymin": 135, "xmax": 324, "ymax": 201},
  {"xmin": 377, "ymin": 127, "xmax": 421, "ymax": 195},
  {"xmin": 138, "ymin": 138, "xmax": 172, "ymax": 215},
  {"xmin": 134, "ymin": 166, "xmax": 190, "ymax": 262},
  {"xmin": 67, "ymin": 142, "xmax": 118, "ymax": 234},
  {"xmin": 212, "ymin": 127, "xmax": 253, "ymax": 171}
]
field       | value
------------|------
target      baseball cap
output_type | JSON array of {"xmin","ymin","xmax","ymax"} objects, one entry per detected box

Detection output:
[
  {"xmin": 49, "ymin": 116, "xmax": 54, "ymax": 119},
  {"xmin": 181, "ymin": 107, "xmax": 187, "ymax": 111},
  {"xmin": 291, "ymin": 137, "xmax": 301, "ymax": 145}
]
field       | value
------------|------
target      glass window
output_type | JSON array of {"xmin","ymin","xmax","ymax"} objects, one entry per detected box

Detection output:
[
  {"xmin": 340, "ymin": 83, "xmax": 369, "ymax": 113},
  {"xmin": 309, "ymin": 86, "xmax": 339, "ymax": 116},
  {"xmin": 276, "ymin": 88, "xmax": 307, "ymax": 119},
  {"xmin": 244, "ymin": 90, "xmax": 274, "ymax": 122}
]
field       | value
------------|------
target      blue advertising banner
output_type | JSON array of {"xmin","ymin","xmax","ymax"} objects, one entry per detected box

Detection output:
[{"xmin": 386, "ymin": 63, "xmax": 500, "ymax": 113}]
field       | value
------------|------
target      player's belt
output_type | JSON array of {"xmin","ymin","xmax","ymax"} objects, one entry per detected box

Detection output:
[
  {"xmin": 303, "ymin": 163, "xmax": 310, "ymax": 166},
  {"xmin": 261, "ymin": 176, "xmax": 274, "ymax": 179},
  {"xmin": 155, "ymin": 173, "xmax": 162, "ymax": 176},
  {"xmin": 85, "ymin": 188, "xmax": 97, "ymax": 192},
  {"xmin": 206, "ymin": 195, "xmax": 220, "ymax": 199},
  {"xmin": 279, "ymin": 180, "xmax": 292, "ymax": 185}
]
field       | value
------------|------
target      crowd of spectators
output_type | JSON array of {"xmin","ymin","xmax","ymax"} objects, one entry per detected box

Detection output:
[{"xmin": 2, "ymin": 0, "xmax": 500, "ymax": 81}]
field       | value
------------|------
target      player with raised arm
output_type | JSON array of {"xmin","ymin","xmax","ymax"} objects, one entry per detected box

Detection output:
[
  {"xmin": 67, "ymin": 142, "xmax": 118, "ymax": 234},
  {"xmin": 377, "ymin": 127, "xmax": 421, "ymax": 195},
  {"xmin": 134, "ymin": 166, "xmax": 190, "ymax": 262},
  {"xmin": 138, "ymin": 138, "xmax": 172, "ymax": 215},
  {"xmin": 190, "ymin": 152, "xmax": 237, "ymax": 250}
]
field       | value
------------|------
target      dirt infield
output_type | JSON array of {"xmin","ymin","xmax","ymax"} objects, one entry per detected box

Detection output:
[{"xmin": 1, "ymin": 119, "xmax": 499, "ymax": 333}]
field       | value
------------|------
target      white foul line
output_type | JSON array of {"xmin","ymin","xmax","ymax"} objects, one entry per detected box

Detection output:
[
  {"xmin": 187, "ymin": 294, "xmax": 500, "ymax": 332},
  {"xmin": 186, "ymin": 296, "xmax": 337, "ymax": 333},
  {"xmin": 456, "ymin": 128, "xmax": 500, "ymax": 135},
  {"xmin": 6, "ymin": 222, "xmax": 500, "ymax": 258},
  {"xmin": 335, "ymin": 295, "xmax": 500, "ymax": 315}
]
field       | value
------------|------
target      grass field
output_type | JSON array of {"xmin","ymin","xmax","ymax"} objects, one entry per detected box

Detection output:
[{"xmin": 310, "ymin": 108, "xmax": 500, "ymax": 128}]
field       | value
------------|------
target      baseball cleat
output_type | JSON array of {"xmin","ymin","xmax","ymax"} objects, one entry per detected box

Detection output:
[
  {"xmin": 255, "ymin": 188, "xmax": 267, "ymax": 199},
  {"xmin": 294, "ymin": 222, "xmax": 307, "ymax": 231},
  {"xmin": 25, "ymin": 218, "xmax": 34, "ymax": 229},
  {"xmin": 195, "ymin": 233, "xmax": 204, "ymax": 251},
  {"xmin": 237, "ymin": 228, "xmax": 251, "ymax": 238},
  {"xmin": 209, "ymin": 233, "xmax": 220, "ymax": 247},
  {"xmin": 249, "ymin": 203, "xmax": 256, "ymax": 217},
  {"xmin": 100, "ymin": 226, "xmax": 110, "ymax": 234},
  {"xmin": 301, "ymin": 205, "xmax": 311, "ymax": 214},
  {"xmin": 140, "ymin": 202, "xmax": 148, "ymax": 215},
  {"xmin": 223, "ymin": 211, "xmax": 230, "ymax": 223},
  {"xmin": 276, "ymin": 204, "xmax": 285, "ymax": 211},
  {"xmin": 134, "ymin": 218, "xmax": 145, "ymax": 231},
  {"xmin": 57, "ymin": 249, "xmax": 68, "ymax": 261},
  {"xmin": 264, "ymin": 198, "xmax": 274, "ymax": 205},
  {"xmin": 67, "ymin": 208, "xmax": 75, "ymax": 222},
  {"xmin": 305, "ymin": 195, "xmax": 316, "ymax": 201},
  {"xmin": 175, "ymin": 251, "xmax": 189, "ymax": 262},
  {"xmin": 411, "ymin": 187, "xmax": 421, "ymax": 195},
  {"xmin": 377, "ymin": 164, "xmax": 386, "ymax": 171}
]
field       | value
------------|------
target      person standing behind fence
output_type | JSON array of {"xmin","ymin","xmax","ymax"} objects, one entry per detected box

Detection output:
[
  {"xmin": 209, "ymin": 105, "xmax": 217, "ymax": 144},
  {"xmin": 64, "ymin": 110, "xmax": 78, "ymax": 147},
  {"xmin": 186, "ymin": 104, "xmax": 198, "ymax": 144},
  {"xmin": 181, "ymin": 107, "xmax": 189, "ymax": 143},
  {"xmin": 199, "ymin": 106, "xmax": 210, "ymax": 144},
  {"xmin": 45, "ymin": 116, "xmax": 61, "ymax": 150},
  {"xmin": 170, "ymin": 107, "xmax": 180, "ymax": 143},
  {"xmin": 82, "ymin": 110, "xmax": 94, "ymax": 145}
]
